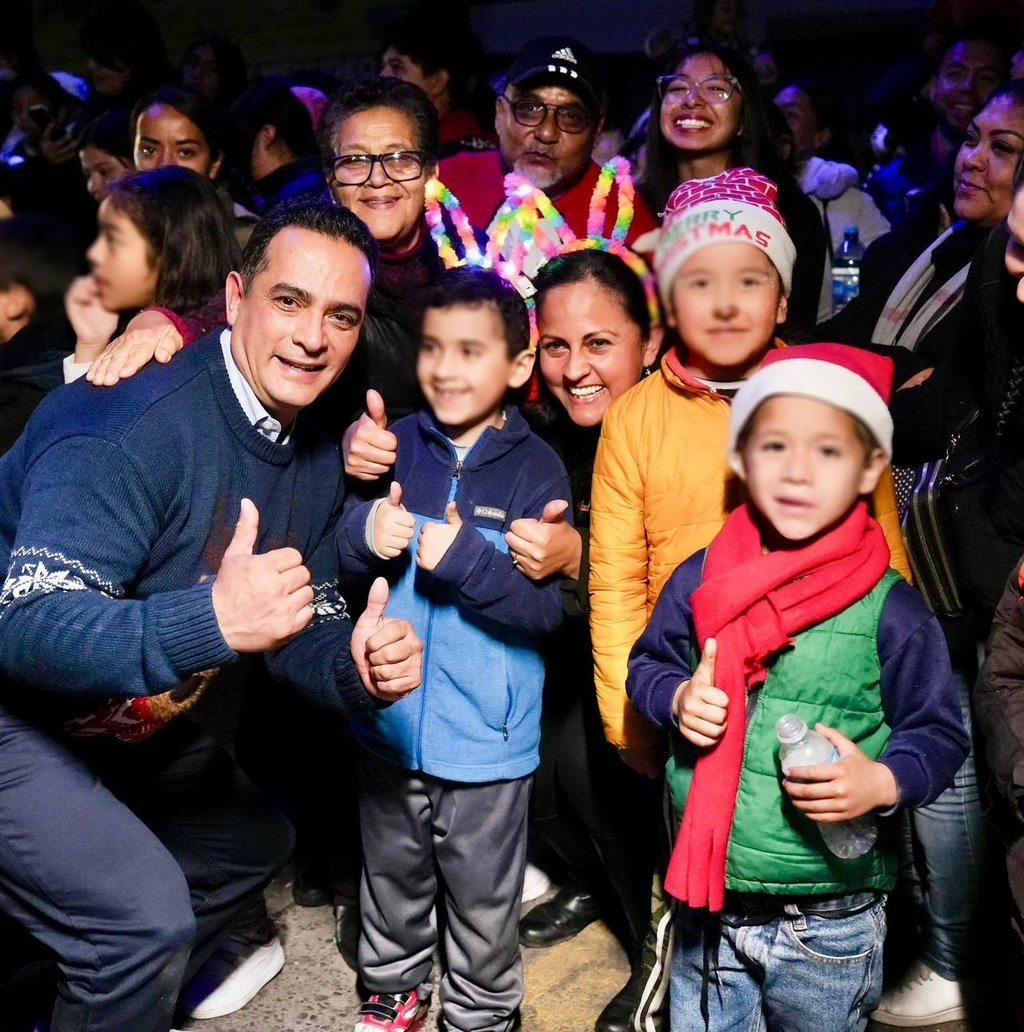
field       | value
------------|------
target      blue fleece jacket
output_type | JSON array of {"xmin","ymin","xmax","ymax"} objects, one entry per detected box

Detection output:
[
  {"xmin": 0, "ymin": 331, "xmax": 370, "ymax": 728},
  {"xmin": 337, "ymin": 406, "xmax": 570, "ymax": 782}
]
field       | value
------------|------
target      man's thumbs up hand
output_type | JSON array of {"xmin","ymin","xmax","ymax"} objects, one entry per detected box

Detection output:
[
  {"xmin": 213, "ymin": 498, "xmax": 313, "ymax": 652},
  {"xmin": 343, "ymin": 389, "xmax": 398, "ymax": 480},
  {"xmin": 351, "ymin": 577, "xmax": 424, "ymax": 701}
]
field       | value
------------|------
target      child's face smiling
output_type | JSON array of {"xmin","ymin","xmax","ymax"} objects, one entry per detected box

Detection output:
[
  {"xmin": 733, "ymin": 395, "xmax": 888, "ymax": 545},
  {"xmin": 667, "ymin": 243, "xmax": 787, "ymax": 381},
  {"xmin": 417, "ymin": 303, "xmax": 534, "ymax": 448}
]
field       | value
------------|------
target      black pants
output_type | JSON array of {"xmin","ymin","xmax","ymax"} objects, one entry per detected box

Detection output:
[
  {"xmin": 531, "ymin": 686, "xmax": 659, "ymax": 960},
  {"xmin": 0, "ymin": 707, "xmax": 292, "ymax": 1032}
]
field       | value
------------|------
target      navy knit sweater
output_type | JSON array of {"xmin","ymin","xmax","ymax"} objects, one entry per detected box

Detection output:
[{"xmin": 0, "ymin": 330, "xmax": 368, "ymax": 726}]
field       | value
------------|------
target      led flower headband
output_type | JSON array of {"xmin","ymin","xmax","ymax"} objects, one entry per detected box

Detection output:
[{"xmin": 424, "ymin": 157, "xmax": 659, "ymax": 349}]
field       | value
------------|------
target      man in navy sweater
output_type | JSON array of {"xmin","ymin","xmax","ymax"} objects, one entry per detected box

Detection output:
[{"xmin": 0, "ymin": 199, "xmax": 424, "ymax": 1032}]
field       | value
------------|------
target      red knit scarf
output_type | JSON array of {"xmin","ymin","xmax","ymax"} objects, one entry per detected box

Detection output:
[{"xmin": 664, "ymin": 500, "xmax": 891, "ymax": 912}]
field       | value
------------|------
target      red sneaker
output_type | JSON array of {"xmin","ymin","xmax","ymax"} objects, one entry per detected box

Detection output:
[{"xmin": 355, "ymin": 990, "xmax": 430, "ymax": 1031}]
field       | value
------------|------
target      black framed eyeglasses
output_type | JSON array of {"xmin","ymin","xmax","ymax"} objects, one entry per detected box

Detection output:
[
  {"xmin": 656, "ymin": 74, "xmax": 741, "ymax": 104},
  {"xmin": 328, "ymin": 150, "xmax": 432, "ymax": 186},
  {"xmin": 502, "ymin": 97, "xmax": 594, "ymax": 135}
]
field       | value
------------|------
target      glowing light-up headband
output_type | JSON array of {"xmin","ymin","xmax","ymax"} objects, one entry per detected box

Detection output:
[{"xmin": 424, "ymin": 157, "xmax": 660, "ymax": 349}]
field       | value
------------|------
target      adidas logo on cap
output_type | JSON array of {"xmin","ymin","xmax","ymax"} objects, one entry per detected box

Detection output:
[{"xmin": 550, "ymin": 46, "xmax": 577, "ymax": 63}]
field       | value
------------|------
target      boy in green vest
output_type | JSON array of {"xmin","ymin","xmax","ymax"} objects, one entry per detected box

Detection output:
[{"xmin": 626, "ymin": 343, "xmax": 969, "ymax": 1031}]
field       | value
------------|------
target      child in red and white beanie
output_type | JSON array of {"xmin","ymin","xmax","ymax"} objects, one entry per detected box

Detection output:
[{"xmin": 654, "ymin": 167, "xmax": 797, "ymax": 302}]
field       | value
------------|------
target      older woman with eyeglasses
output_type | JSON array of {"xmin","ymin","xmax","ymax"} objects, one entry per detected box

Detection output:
[
  {"xmin": 314, "ymin": 77, "xmax": 455, "ymax": 431},
  {"xmin": 640, "ymin": 43, "xmax": 828, "ymax": 330}
]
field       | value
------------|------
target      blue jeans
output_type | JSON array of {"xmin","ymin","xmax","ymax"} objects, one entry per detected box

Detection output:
[
  {"xmin": 908, "ymin": 673, "xmax": 988, "ymax": 979},
  {"xmin": 670, "ymin": 894, "xmax": 886, "ymax": 1031}
]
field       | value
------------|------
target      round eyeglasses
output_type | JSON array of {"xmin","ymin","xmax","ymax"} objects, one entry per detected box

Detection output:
[
  {"xmin": 502, "ymin": 97, "xmax": 594, "ymax": 135},
  {"xmin": 328, "ymin": 150, "xmax": 432, "ymax": 186},
  {"xmin": 656, "ymin": 74, "xmax": 741, "ymax": 105}
]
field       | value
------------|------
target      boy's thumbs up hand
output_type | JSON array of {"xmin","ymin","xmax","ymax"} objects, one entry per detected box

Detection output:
[
  {"xmin": 504, "ymin": 498, "xmax": 582, "ymax": 580},
  {"xmin": 213, "ymin": 498, "xmax": 313, "ymax": 652},
  {"xmin": 416, "ymin": 501, "xmax": 463, "ymax": 572},
  {"xmin": 343, "ymin": 389, "xmax": 398, "ymax": 480},
  {"xmin": 373, "ymin": 480, "xmax": 416, "ymax": 558},
  {"xmin": 351, "ymin": 576, "xmax": 424, "ymax": 700},
  {"xmin": 672, "ymin": 637, "xmax": 730, "ymax": 749}
]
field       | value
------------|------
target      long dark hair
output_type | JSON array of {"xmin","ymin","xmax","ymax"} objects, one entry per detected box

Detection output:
[
  {"xmin": 107, "ymin": 166, "xmax": 239, "ymax": 311},
  {"xmin": 641, "ymin": 42, "xmax": 794, "ymax": 214}
]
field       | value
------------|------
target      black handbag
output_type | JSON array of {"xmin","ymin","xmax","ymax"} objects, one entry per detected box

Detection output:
[{"xmin": 899, "ymin": 409, "xmax": 986, "ymax": 617}]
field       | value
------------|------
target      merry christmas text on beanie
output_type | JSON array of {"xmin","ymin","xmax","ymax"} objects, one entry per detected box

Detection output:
[{"xmin": 654, "ymin": 167, "xmax": 797, "ymax": 300}]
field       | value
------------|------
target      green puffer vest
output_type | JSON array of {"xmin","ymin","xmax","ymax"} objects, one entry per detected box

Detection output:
[{"xmin": 666, "ymin": 569, "xmax": 903, "ymax": 896}]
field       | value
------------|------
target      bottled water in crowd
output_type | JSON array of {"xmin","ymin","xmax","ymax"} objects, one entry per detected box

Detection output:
[
  {"xmin": 831, "ymin": 225, "xmax": 864, "ymax": 314},
  {"xmin": 775, "ymin": 713, "xmax": 877, "ymax": 859}
]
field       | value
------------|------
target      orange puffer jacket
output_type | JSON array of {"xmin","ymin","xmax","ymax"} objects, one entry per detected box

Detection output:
[{"xmin": 590, "ymin": 342, "xmax": 911, "ymax": 752}]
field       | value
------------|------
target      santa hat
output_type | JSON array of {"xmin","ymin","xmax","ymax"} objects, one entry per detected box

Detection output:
[
  {"xmin": 728, "ymin": 343, "xmax": 895, "ymax": 457},
  {"xmin": 654, "ymin": 167, "xmax": 796, "ymax": 300}
]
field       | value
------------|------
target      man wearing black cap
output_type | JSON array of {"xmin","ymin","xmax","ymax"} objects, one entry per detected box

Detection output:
[{"xmin": 439, "ymin": 35, "xmax": 658, "ymax": 243}]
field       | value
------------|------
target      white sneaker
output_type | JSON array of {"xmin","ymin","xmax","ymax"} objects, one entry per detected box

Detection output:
[
  {"xmin": 871, "ymin": 959, "xmax": 968, "ymax": 1026},
  {"xmin": 521, "ymin": 862, "xmax": 551, "ymax": 904},
  {"xmin": 181, "ymin": 935, "xmax": 285, "ymax": 1020}
]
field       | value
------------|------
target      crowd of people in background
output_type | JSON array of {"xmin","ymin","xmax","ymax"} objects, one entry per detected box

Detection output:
[{"xmin": 7, "ymin": 1, "xmax": 1024, "ymax": 1031}]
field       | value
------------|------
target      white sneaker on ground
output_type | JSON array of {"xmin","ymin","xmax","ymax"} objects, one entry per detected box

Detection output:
[
  {"xmin": 521, "ymin": 862, "xmax": 551, "ymax": 904},
  {"xmin": 180, "ymin": 935, "xmax": 285, "ymax": 1020},
  {"xmin": 871, "ymin": 959, "xmax": 968, "ymax": 1027}
]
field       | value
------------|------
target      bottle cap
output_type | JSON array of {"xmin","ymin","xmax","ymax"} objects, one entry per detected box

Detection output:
[{"xmin": 775, "ymin": 713, "xmax": 807, "ymax": 745}]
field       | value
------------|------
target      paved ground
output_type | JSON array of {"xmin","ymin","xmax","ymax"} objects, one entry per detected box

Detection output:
[
  {"xmin": 4, "ymin": 865, "xmax": 1011, "ymax": 1031},
  {"xmin": 177, "ymin": 868, "xmax": 632, "ymax": 1032},
  {"xmin": 173, "ymin": 867, "xmax": 996, "ymax": 1032}
]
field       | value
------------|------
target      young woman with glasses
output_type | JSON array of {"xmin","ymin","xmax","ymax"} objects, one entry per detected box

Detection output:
[{"xmin": 641, "ymin": 43, "xmax": 827, "ymax": 330}]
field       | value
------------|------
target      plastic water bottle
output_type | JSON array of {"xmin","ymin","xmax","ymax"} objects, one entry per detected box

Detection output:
[
  {"xmin": 831, "ymin": 225, "xmax": 864, "ymax": 314},
  {"xmin": 775, "ymin": 713, "xmax": 877, "ymax": 859}
]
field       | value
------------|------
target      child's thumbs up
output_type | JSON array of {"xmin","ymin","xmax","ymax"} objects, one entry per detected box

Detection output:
[
  {"xmin": 417, "ymin": 502, "xmax": 463, "ymax": 571},
  {"xmin": 373, "ymin": 481, "xmax": 414, "ymax": 558},
  {"xmin": 673, "ymin": 636, "xmax": 728, "ymax": 749},
  {"xmin": 695, "ymin": 636, "xmax": 717, "ymax": 685}
]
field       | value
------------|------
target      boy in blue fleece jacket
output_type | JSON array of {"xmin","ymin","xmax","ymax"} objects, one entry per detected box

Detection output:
[{"xmin": 337, "ymin": 267, "xmax": 571, "ymax": 1032}]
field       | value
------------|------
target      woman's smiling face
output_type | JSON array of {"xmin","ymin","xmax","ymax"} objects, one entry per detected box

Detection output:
[
  {"xmin": 659, "ymin": 51, "xmax": 744, "ymax": 161},
  {"xmin": 327, "ymin": 106, "xmax": 433, "ymax": 256},
  {"xmin": 953, "ymin": 93, "xmax": 1024, "ymax": 228},
  {"xmin": 537, "ymin": 278, "xmax": 659, "ymax": 428}
]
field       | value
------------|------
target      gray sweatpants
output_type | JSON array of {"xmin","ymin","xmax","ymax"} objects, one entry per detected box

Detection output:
[{"xmin": 358, "ymin": 751, "xmax": 529, "ymax": 1032}]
